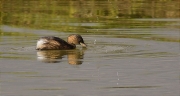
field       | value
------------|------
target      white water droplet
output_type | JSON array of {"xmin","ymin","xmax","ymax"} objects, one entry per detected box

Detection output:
[{"xmin": 94, "ymin": 39, "xmax": 96, "ymax": 44}]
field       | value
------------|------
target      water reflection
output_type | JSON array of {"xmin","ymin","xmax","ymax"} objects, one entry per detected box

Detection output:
[{"xmin": 37, "ymin": 49, "xmax": 86, "ymax": 65}]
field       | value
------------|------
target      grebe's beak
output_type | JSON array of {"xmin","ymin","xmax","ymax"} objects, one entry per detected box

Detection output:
[{"xmin": 80, "ymin": 42, "xmax": 87, "ymax": 48}]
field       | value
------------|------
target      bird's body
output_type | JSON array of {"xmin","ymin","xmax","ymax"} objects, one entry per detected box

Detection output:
[{"xmin": 36, "ymin": 34, "xmax": 86, "ymax": 50}]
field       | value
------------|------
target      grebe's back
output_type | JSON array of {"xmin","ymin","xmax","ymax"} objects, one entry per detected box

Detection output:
[{"xmin": 36, "ymin": 35, "xmax": 86, "ymax": 50}]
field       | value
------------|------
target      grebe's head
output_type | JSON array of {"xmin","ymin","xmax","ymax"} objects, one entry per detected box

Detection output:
[{"xmin": 67, "ymin": 34, "xmax": 87, "ymax": 48}]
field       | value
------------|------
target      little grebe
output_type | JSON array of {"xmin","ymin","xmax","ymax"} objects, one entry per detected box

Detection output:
[{"xmin": 36, "ymin": 34, "xmax": 87, "ymax": 50}]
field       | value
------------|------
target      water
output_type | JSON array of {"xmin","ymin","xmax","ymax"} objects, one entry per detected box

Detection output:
[{"xmin": 0, "ymin": 1, "xmax": 180, "ymax": 96}]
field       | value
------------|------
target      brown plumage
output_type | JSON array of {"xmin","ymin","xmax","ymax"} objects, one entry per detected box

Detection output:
[{"xmin": 36, "ymin": 34, "xmax": 87, "ymax": 50}]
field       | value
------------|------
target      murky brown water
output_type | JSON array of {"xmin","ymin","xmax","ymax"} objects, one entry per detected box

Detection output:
[{"xmin": 0, "ymin": 1, "xmax": 180, "ymax": 96}]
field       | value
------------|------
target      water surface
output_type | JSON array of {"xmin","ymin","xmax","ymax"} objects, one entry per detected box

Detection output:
[{"xmin": 0, "ymin": 1, "xmax": 179, "ymax": 96}]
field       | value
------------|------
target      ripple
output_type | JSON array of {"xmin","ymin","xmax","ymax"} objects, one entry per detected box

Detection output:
[
  {"xmin": 63, "ymin": 79, "xmax": 90, "ymax": 81},
  {"xmin": 101, "ymin": 86, "xmax": 159, "ymax": 89},
  {"xmin": 30, "ymin": 88, "xmax": 67, "ymax": 90}
]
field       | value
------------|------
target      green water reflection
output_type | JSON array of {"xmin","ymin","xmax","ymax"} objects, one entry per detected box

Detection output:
[{"xmin": 0, "ymin": 0, "xmax": 179, "ymax": 42}]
